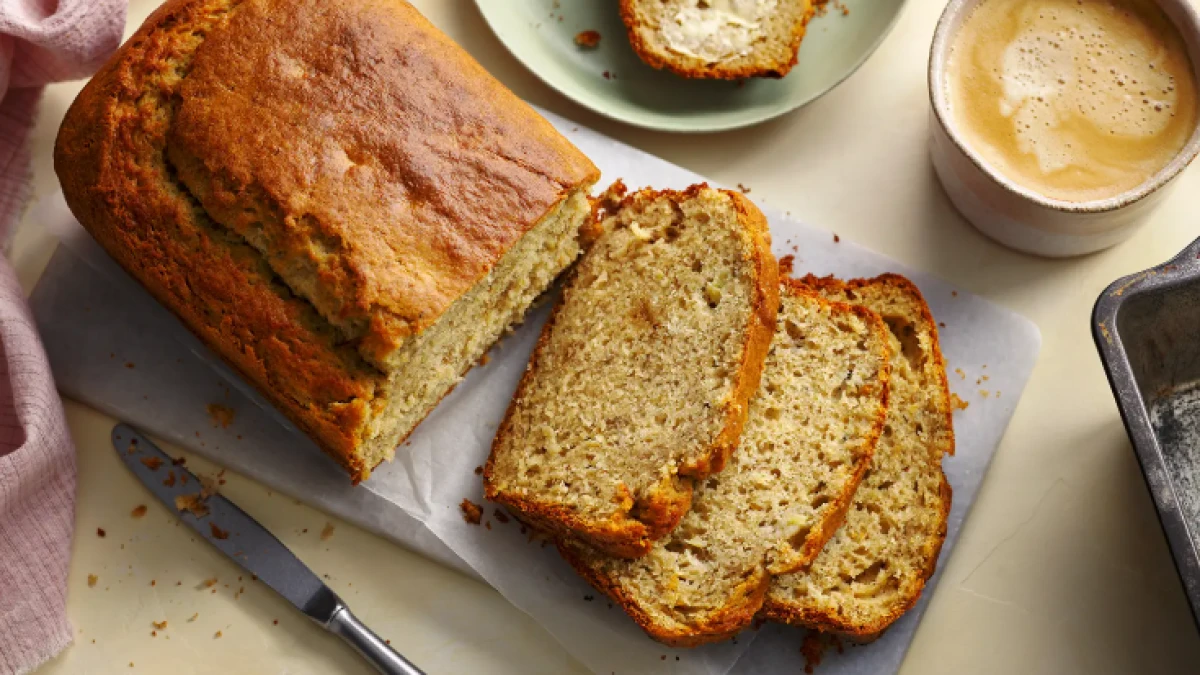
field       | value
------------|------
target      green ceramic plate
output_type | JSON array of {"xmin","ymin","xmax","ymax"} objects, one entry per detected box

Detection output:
[{"xmin": 474, "ymin": 0, "xmax": 909, "ymax": 132}]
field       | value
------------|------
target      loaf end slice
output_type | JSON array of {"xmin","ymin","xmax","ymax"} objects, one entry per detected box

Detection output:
[
  {"xmin": 559, "ymin": 281, "xmax": 893, "ymax": 646},
  {"xmin": 620, "ymin": 0, "xmax": 816, "ymax": 79},
  {"xmin": 762, "ymin": 274, "xmax": 955, "ymax": 637},
  {"xmin": 485, "ymin": 184, "xmax": 779, "ymax": 557}
]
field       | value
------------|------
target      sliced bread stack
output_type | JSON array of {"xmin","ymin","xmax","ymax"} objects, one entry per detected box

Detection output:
[
  {"xmin": 762, "ymin": 274, "xmax": 955, "ymax": 638},
  {"xmin": 484, "ymin": 181, "xmax": 956, "ymax": 647},
  {"xmin": 559, "ymin": 280, "xmax": 893, "ymax": 645},
  {"xmin": 620, "ymin": 0, "xmax": 817, "ymax": 79},
  {"xmin": 484, "ymin": 184, "xmax": 779, "ymax": 557}
]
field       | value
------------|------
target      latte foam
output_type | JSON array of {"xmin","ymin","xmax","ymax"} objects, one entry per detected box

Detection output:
[{"xmin": 946, "ymin": 0, "xmax": 1198, "ymax": 202}]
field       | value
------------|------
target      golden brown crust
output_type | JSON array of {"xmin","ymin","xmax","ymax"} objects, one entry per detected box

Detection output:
[
  {"xmin": 166, "ymin": 0, "xmax": 599, "ymax": 364},
  {"xmin": 557, "ymin": 539, "xmax": 772, "ymax": 647},
  {"xmin": 55, "ymin": 0, "xmax": 597, "ymax": 482},
  {"xmin": 618, "ymin": 0, "xmax": 816, "ymax": 80},
  {"xmin": 484, "ymin": 184, "xmax": 778, "ymax": 558},
  {"xmin": 761, "ymin": 273, "xmax": 956, "ymax": 636}
]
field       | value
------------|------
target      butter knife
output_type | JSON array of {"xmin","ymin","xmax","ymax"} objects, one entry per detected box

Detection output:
[{"xmin": 112, "ymin": 423, "xmax": 425, "ymax": 675}]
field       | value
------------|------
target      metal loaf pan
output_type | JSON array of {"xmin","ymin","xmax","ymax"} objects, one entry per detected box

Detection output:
[{"xmin": 1094, "ymin": 236, "xmax": 1200, "ymax": 629}]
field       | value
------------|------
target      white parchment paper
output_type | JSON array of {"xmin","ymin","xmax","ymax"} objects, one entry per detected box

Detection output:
[{"xmin": 29, "ymin": 109, "xmax": 1041, "ymax": 675}]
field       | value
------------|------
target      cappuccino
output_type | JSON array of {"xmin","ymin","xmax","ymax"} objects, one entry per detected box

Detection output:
[{"xmin": 945, "ymin": 0, "xmax": 1198, "ymax": 202}]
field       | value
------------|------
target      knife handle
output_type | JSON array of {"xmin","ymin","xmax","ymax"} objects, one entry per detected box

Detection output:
[{"xmin": 327, "ymin": 605, "xmax": 426, "ymax": 675}]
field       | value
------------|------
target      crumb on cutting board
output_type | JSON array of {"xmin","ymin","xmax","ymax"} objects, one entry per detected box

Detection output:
[
  {"xmin": 951, "ymin": 393, "xmax": 969, "ymax": 411},
  {"xmin": 460, "ymin": 499, "xmax": 483, "ymax": 525}
]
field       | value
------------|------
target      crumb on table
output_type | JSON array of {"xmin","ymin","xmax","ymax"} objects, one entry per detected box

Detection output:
[{"xmin": 206, "ymin": 403, "xmax": 236, "ymax": 429}]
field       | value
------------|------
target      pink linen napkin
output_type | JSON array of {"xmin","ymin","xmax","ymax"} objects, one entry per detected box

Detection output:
[{"xmin": 0, "ymin": 1, "xmax": 126, "ymax": 673}]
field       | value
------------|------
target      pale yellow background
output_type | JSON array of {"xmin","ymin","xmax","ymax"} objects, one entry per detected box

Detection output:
[{"xmin": 10, "ymin": 0, "xmax": 1200, "ymax": 673}]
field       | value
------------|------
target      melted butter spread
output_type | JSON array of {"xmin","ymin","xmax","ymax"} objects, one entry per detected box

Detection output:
[{"xmin": 661, "ymin": 0, "xmax": 778, "ymax": 62}]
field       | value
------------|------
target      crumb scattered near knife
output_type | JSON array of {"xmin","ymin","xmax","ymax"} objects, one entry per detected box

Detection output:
[
  {"xmin": 320, "ymin": 522, "xmax": 335, "ymax": 541},
  {"xmin": 210, "ymin": 523, "xmax": 230, "ymax": 540},
  {"xmin": 460, "ymin": 499, "xmax": 483, "ymax": 525},
  {"xmin": 131, "ymin": 505, "xmax": 147, "ymax": 518},
  {"xmin": 176, "ymin": 494, "xmax": 210, "ymax": 518},
  {"xmin": 163, "ymin": 471, "xmax": 176, "ymax": 487},
  {"xmin": 206, "ymin": 403, "xmax": 236, "ymax": 429},
  {"xmin": 140, "ymin": 456, "xmax": 163, "ymax": 471},
  {"xmin": 199, "ymin": 474, "xmax": 220, "ymax": 498}
]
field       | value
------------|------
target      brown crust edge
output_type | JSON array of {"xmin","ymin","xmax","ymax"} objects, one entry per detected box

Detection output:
[
  {"xmin": 618, "ymin": 0, "xmax": 816, "ymax": 80},
  {"xmin": 483, "ymin": 184, "xmax": 778, "ymax": 559},
  {"xmin": 554, "ymin": 279, "xmax": 892, "ymax": 646},
  {"xmin": 760, "ymin": 272, "xmax": 957, "ymax": 636}
]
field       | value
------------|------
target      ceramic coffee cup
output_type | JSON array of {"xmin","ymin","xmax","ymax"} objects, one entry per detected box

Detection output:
[{"xmin": 928, "ymin": 0, "xmax": 1200, "ymax": 258}]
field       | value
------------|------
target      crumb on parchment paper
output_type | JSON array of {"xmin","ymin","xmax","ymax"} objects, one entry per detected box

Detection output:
[
  {"xmin": 951, "ymin": 393, "xmax": 969, "ymax": 411},
  {"xmin": 320, "ymin": 522, "xmax": 335, "ymax": 541},
  {"xmin": 131, "ymin": 505, "xmax": 147, "ymax": 518},
  {"xmin": 460, "ymin": 499, "xmax": 483, "ymax": 525},
  {"xmin": 88, "ymin": 574, "xmax": 98, "ymax": 588}
]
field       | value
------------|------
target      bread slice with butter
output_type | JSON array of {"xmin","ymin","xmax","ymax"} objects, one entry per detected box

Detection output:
[
  {"xmin": 762, "ymin": 274, "xmax": 955, "ymax": 638},
  {"xmin": 485, "ymin": 184, "xmax": 779, "ymax": 558},
  {"xmin": 557, "ymin": 280, "xmax": 892, "ymax": 646},
  {"xmin": 620, "ymin": 0, "xmax": 816, "ymax": 79}
]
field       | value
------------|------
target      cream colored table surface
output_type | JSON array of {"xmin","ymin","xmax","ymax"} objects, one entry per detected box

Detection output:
[{"xmin": 11, "ymin": 0, "xmax": 1200, "ymax": 673}]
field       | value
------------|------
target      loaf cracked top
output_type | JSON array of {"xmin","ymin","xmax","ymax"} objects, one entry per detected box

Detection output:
[{"xmin": 55, "ymin": 0, "xmax": 598, "ymax": 479}]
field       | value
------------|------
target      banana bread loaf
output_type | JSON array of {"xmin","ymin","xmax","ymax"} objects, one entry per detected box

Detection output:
[{"xmin": 55, "ymin": 0, "xmax": 599, "ymax": 482}]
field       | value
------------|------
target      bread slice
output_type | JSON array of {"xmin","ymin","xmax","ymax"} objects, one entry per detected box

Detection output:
[
  {"xmin": 54, "ymin": 0, "xmax": 598, "ymax": 482},
  {"xmin": 762, "ymin": 274, "xmax": 955, "ymax": 637},
  {"xmin": 484, "ymin": 184, "xmax": 779, "ymax": 558},
  {"xmin": 558, "ymin": 280, "xmax": 892, "ymax": 646},
  {"xmin": 620, "ymin": 0, "xmax": 817, "ymax": 79}
]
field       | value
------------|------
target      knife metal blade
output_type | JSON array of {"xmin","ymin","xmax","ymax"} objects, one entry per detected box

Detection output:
[{"xmin": 112, "ymin": 423, "xmax": 424, "ymax": 675}]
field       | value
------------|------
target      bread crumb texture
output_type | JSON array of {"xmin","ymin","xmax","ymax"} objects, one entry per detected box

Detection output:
[
  {"xmin": 486, "ymin": 185, "xmax": 778, "ymax": 558},
  {"xmin": 560, "ymin": 282, "xmax": 890, "ymax": 646},
  {"xmin": 763, "ymin": 274, "xmax": 955, "ymax": 637}
]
